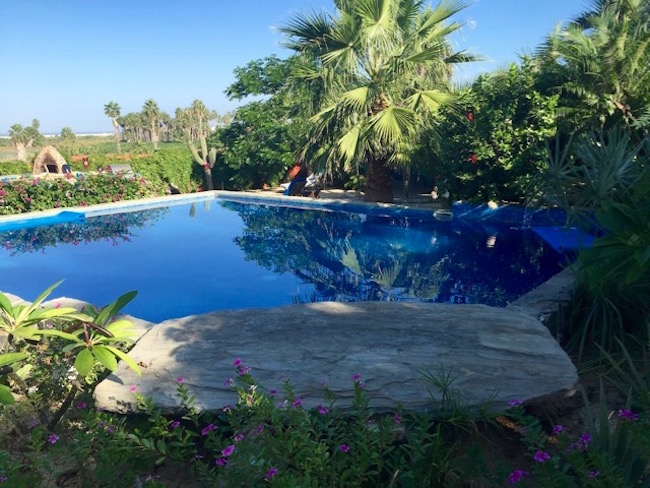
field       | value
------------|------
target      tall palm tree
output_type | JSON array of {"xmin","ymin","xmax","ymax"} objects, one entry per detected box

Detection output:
[
  {"xmin": 104, "ymin": 101, "xmax": 122, "ymax": 153},
  {"xmin": 142, "ymin": 99, "xmax": 161, "ymax": 150},
  {"xmin": 538, "ymin": 0, "xmax": 650, "ymax": 131},
  {"xmin": 281, "ymin": 0, "xmax": 475, "ymax": 202}
]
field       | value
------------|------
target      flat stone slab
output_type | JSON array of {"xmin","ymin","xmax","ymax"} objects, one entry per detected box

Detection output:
[{"xmin": 94, "ymin": 302, "xmax": 578, "ymax": 414}]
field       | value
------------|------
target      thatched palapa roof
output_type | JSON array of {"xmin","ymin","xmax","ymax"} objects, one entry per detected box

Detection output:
[{"xmin": 33, "ymin": 145, "xmax": 69, "ymax": 175}]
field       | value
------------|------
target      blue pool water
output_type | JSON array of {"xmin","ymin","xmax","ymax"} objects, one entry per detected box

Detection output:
[{"xmin": 0, "ymin": 197, "xmax": 565, "ymax": 322}]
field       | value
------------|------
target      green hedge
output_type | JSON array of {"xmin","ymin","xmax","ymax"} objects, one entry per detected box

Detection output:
[
  {"xmin": 0, "ymin": 161, "xmax": 32, "ymax": 176},
  {"xmin": 0, "ymin": 175, "xmax": 160, "ymax": 215}
]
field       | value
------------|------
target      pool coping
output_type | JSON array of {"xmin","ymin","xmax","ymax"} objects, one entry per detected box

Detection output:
[{"xmin": 0, "ymin": 190, "xmax": 443, "ymax": 224}]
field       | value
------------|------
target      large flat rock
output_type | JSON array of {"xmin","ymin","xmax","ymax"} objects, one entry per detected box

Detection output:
[{"xmin": 94, "ymin": 302, "xmax": 578, "ymax": 413}]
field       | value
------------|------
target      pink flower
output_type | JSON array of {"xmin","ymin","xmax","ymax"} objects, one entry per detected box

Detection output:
[
  {"xmin": 265, "ymin": 468, "xmax": 278, "ymax": 480},
  {"xmin": 338, "ymin": 444, "xmax": 350, "ymax": 453},
  {"xmin": 233, "ymin": 358, "xmax": 242, "ymax": 368},
  {"xmin": 507, "ymin": 399, "xmax": 523, "ymax": 407},
  {"xmin": 551, "ymin": 424, "xmax": 565, "ymax": 435},
  {"xmin": 129, "ymin": 385, "xmax": 137, "ymax": 393},
  {"xmin": 48, "ymin": 434, "xmax": 59, "ymax": 445},
  {"xmin": 176, "ymin": 376, "xmax": 185, "ymax": 383},
  {"xmin": 352, "ymin": 373, "xmax": 361, "ymax": 382},
  {"xmin": 292, "ymin": 398, "xmax": 303, "ymax": 408},
  {"xmin": 317, "ymin": 405, "xmax": 330, "ymax": 415},
  {"xmin": 201, "ymin": 424, "xmax": 217, "ymax": 436},
  {"xmin": 170, "ymin": 421, "xmax": 181, "ymax": 429},
  {"xmin": 393, "ymin": 414, "xmax": 402, "ymax": 424},
  {"xmin": 215, "ymin": 458, "xmax": 227, "ymax": 466},
  {"xmin": 233, "ymin": 433, "xmax": 245, "ymax": 443},
  {"xmin": 618, "ymin": 409, "xmax": 639, "ymax": 421},
  {"xmin": 533, "ymin": 450, "xmax": 551, "ymax": 463},
  {"xmin": 221, "ymin": 444, "xmax": 235, "ymax": 457},
  {"xmin": 506, "ymin": 469, "xmax": 530, "ymax": 485}
]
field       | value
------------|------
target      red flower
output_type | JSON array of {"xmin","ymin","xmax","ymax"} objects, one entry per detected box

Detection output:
[
  {"xmin": 204, "ymin": 163, "xmax": 210, "ymax": 170},
  {"xmin": 467, "ymin": 112, "xmax": 474, "ymax": 122},
  {"xmin": 469, "ymin": 154, "xmax": 478, "ymax": 164}
]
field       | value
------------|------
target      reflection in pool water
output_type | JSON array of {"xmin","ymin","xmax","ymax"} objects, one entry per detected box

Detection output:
[{"xmin": 0, "ymin": 198, "xmax": 564, "ymax": 322}]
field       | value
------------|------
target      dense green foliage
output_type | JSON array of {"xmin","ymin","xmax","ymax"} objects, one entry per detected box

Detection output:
[{"xmin": 435, "ymin": 60, "xmax": 559, "ymax": 202}]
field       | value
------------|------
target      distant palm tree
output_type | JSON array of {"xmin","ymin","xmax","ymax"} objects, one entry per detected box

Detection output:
[
  {"xmin": 282, "ymin": 0, "xmax": 476, "ymax": 202},
  {"xmin": 8, "ymin": 119, "xmax": 42, "ymax": 161},
  {"xmin": 104, "ymin": 101, "xmax": 122, "ymax": 153},
  {"xmin": 142, "ymin": 99, "xmax": 161, "ymax": 150}
]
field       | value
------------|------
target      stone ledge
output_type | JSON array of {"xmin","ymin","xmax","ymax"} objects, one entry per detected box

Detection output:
[{"xmin": 93, "ymin": 301, "xmax": 578, "ymax": 414}]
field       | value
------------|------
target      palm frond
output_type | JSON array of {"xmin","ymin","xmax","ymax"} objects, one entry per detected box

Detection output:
[
  {"xmin": 281, "ymin": 11, "xmax": 333, "ymax": 53},
  {"xmin": 337, "ymin": 125, "xmax": 362, "ymax": 163},
  {"xmin": 417, "ymin": 0, "xmax": 469, "ymax": 35},
  {"xmin": 407, "ymin": 89, "xmax": 454, "ymax": 111},
  {"xmin": 367, "ymin": 106, "xmax": 416, "ymax": 144}
]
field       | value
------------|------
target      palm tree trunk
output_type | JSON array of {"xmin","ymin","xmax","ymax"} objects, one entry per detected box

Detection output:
[
  {"xmin": 364, "ymin": 158, "xmax": 393, "ymax": 203},
  {"xmin": 14, "ymin": 143, "xmax": 28, "ymax": 162}
]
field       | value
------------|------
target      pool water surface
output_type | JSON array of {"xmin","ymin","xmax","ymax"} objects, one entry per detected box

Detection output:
[{"xmin": 0, "ymin": 197, "xmax": 565, "ymax": 322}]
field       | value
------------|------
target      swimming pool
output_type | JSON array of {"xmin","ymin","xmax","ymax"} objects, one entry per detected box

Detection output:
[{"xmin": 0, "ymin": 195, "xmax": 565, "ymax": 322}]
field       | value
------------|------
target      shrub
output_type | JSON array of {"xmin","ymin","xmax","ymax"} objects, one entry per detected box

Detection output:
[{"xmin": 0, "ymin": 174, "xmax": 159, "ymax": 215}]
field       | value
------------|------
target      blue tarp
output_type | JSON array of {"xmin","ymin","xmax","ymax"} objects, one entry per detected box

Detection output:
[{"xmin": 0, "ymin": 211, "xmax": 86, "ymax": 232}]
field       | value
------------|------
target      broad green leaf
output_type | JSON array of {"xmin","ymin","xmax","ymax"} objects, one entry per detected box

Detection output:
[
  {"xmin": 39, "ymin": 307, "xmax": 77, "ymax": 318},
  {"xmin": 10, "ymin": 326, "xmax": 40, "ymax": 340},
  {"xmin": 74, "ymin": 348, "xmax": 94, "ymax": 377},
  {"xmin": 95, "ymin": 291, "xmax": 137, "ymax": 326},
  {"xmin": 0, "ymin": 384, "xmax": 15, "ymax": 405},
  {"xmin": 93, "ymin": 346, "xmax": 118, "ymax": 371},
  {"xmin": 0, "ymin": 292, "xmax": 12, "ymax": 314},
  {"xmin": 0, "ymin": 352, "xmax": 28, "ymax": 368},
  {"xmin": 105, "ymin": 319, "xmax": 137, "ymax": 336},
  {"xmin": 37, "ymin": 329, "xmax": 82, "ymax": 342},
  {"xmin": 16, "ymin": 280, "xmax": 63, "ymax": 324},
  {"xmin": 104, "ymin": 346, "xmax": 142, "ymax": 376}
]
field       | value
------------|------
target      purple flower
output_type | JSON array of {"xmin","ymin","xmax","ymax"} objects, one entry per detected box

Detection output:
[
  {"xmin": 618, "ymin": 409, "xmax": 639, "ymax": 421},
  {"xmin": 222, "ymin": 404, "xmax": 232, "ymax": 413},
  {"xmin": 254, "ymin": 424, "xmax": 265, "ymax": 434},
  {"xmin": 48, "ymin": 434, "xmax": 59, "ymax": 445},
  {"xmin": 221, "ymin": 444, "xmax": 235, "ymax": 457},
  {"xmin": 317, "ymin": 405, "xmax": 330, "ymax": 415},
  {"xmin": 580, "ymin": 432, "xmax": 592, "ymax": 446},
  {"xmin": 265, "ymin": 468, "xmax": 278, "ymax": 480},
  {"xmin": 506, "ymin": 469, "xmax": 530, "ymax": 485},
  {"xmin": 588, "ymin": 470, "xmax": 600, "ymax": 478},
  {"xmin": 292, "ymin": 398, "xmax": 303, "ymax": 408},
  {"xmin": 233, "ymin": 433, "xmax": 245, "ymax": 443},
  {"xmin": 0, "ymin": 475, "xmax": 7, "ymax": 482},
  {"xmin": 551, "ymin": 424, "xmax": 566, "ymax": 435},
  {"xmin": 238, "ymin": 365, "xmax": 251, "ymax": 375},
  {"xmin": 106, "ymin": 425, "xmax": 116, "ymax": 433},
  {"xmin": 215, "ymin": 457, "xmax": 227, "ymax": 466},
  {"xmin": 75, "ymin": 401, "xmax": 87, "ymax": 410},
  {"xmin": 170, "ymin": 420, "xmax": 181, "ymax": 430},
  {"xmin": 338, "ymin": 444, "xmax": 350, "ymax": 453},
  {"xmin": 352, "ymin": 373, "xmax": 361, "ymax": 382},
  {"xmin": 507, "ymin": 399, "xmax": 523, "ymax": 407},
  {"xmin": 393, "ymin": 414, "xmax": 402, "ymax": 424},
  {"xmin": 224, "ymin": 378, "xmax": 234, "ymax": 387},
  {"xmin": 201, "ymin": 424, "xmax": 217, "ymax": 436},
  {"xmin": 129, "ymin": 385, "xmax": 137, "ymax": 393},
  {"xmin": 233, "ymin": 358, "xmax": 242, "ymax": 368},
  {"xmin": 533, "ymin": 450, "xmax": 551, "ymax": 463},
  {"xmin": 176, "ymin": 376, "xmax": 185, "ymax": 383},
  {"xmin": 269, "ymin": 389, "xmax": 277, "ymax": 396}
]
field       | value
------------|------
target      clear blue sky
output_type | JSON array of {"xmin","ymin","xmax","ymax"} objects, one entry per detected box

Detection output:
[{"xmin": 0, "ymin": 0, "xmax": 584, "ymax": 135}]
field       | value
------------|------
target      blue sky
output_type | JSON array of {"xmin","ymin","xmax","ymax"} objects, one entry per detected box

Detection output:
[{"xmin": 0, "ymin": 0, "xmax": 584, "ymax": 135}]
